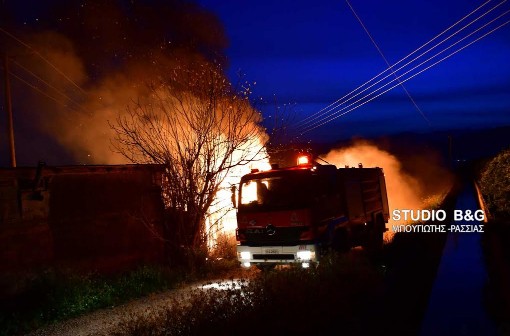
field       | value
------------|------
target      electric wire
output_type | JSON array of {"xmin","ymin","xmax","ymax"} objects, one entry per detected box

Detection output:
[
  {"xmin": 299, "ymin": 15, "xmax": 510, "ymax": 135},
  {"xmin": 291, "ymin": 0, "xmax": 505, "ymax": 134},
  {"xmin": 292, "ymin": 0, "xmax": 498, "ymax": 129},
  {"xmin": 345, "ymin": 0, "xmax": 430, "ymax": 126},
  {"xmin": 294, "ymin": 4, "xmax": 510, "ymax": 136},
  {"xmin": 298, "ymin": 8, "xmax": 510, "ymax": 134},
  {"xmin": 0, "ymin": 27, "xmax": 87, "ymax": 94},
  {"xmin": 294, "ymin": 0, "xmax": 506, "ymax": 134},
  {"xmin": 11, "ymin": 59, "xmax": 89, "ymax": 113},
  {"xmin": 299, "ymin": 19, "xmax": 510, "ymax": 135},
  {"xmin": 8, "ymin": 71, "xmax": 85, "ymax": 114}
]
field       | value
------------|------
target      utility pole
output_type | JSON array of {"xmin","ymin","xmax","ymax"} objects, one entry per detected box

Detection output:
[{"xmin": 3, "ymin": 52, "xmax": 16, "ymax": 167}]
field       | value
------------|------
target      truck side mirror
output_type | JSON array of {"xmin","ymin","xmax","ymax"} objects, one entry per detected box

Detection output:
[{"xmin": 231, "ymin": 185, "xmax": 237, "ymax": 208}]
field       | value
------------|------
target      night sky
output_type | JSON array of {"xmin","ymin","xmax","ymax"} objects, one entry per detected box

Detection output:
[
  {"xmin": 199, "ymin": 0, "xmax": 510, "ymax": 142},
  {"xmin": 1, "ymin": 0, "xmax": 509, "ymax": 166}
]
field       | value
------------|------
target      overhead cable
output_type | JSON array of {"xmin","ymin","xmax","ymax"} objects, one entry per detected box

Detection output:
[
  {"xmin": 292, "ymin": 0, "xmax": 504, "ymax": 133},
  {"xmin": 298, "ymin": 19, "xmax": 510, "ymax": 135},
  {"xmin": 0, "ymin": 27, "xmax": 87, "ymax": 94},
  {"xmin": 345, "ymin": 0, "xmax": 430, "ymax": 126}
]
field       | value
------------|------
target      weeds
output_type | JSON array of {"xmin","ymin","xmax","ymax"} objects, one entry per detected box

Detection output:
[
  {"xmin": 115, "ymin": 252, "xmax": 385, "ymax": 335},
  {"xmin": 0, "ymin": 266, "xmax": 181, "ymax": 336},
  {"xmin": 0, "ymin": 235, "xmax": 245, "ymax": 336},
  {"xmin": 479, "ymin": 149, "xmax": 510, "ymax": 219}
]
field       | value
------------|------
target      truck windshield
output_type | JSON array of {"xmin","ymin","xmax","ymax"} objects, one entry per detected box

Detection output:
[{"xmin": 239, "ymin": 172, "xmax": 313, "ymax": 210}]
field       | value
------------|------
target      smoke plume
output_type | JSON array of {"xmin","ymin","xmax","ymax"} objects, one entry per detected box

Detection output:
[
  {"xmin": 2, "ymin": 0, "xmax": 234, "ymax": 165},
  {"xmin": 321, "ymin": 140, "xmax": 453, "ymax": 228}
]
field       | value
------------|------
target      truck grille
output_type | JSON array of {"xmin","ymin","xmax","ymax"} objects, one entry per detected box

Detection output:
[
  {"xmin": 241, "ymin": 226, "xmax": 307, "ymax": 246},
  {"xmin": 252, "ymin": 254, "xmax": 295, "ymax": 260}
]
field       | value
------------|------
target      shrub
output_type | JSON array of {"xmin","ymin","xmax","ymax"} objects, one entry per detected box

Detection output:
[
  {"xmin": 480, "ymin": 149, "xmax": 510, "ymax": 219},
  {"xmin": 0, "ymin": 266, "xmax": 180, "ymax": 336},
  {"xmin": 115, "ymin": 252, "xmax": 385, "ymax": 335},
  {"xmin": 209, "ymin": 233, "xmax": 238, "ymax": 261}
]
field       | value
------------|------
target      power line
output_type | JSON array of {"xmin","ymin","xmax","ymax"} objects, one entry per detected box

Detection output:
[
  {"xmin": 299, "ymin": 8, "xmax": 510, "ymax": 134},
  {"xmin": 292, "ymin": 0, "xmax": 497, "ymax": 129},
  {"xmin": 299, "ymin": 18, "xmax": 510, "ymax": 135},
  {"xmin": 8, "ymin": 70, "xmax": 85, "ymax": 114},
  {"xmin": 345, "ymin": 0, "xmax": 430, "ymax": 126},
  {"xmin": 292, "ymin": 0, "xmax": 502, "ymax": 131},
  {"xmin": 11, "ymin": 59, "xmax": 89, "ymax": 113},
  {"xmin": 0, "ymin": 27, "xmax": 87, "ymax": 95},
  {"xmin": 294, "ymin": 3, "xmax": 509, "ymax": 136}
]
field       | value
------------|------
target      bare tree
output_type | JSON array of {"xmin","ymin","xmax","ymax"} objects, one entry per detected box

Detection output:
[{"xmin": 111, "ymin": 61, "xmax": 268, "ymax": 266}]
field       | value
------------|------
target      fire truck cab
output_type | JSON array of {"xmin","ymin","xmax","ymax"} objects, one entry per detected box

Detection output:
[{"xmin": 235, "ymin": 155, "xmax": 389, "ymax": 269}]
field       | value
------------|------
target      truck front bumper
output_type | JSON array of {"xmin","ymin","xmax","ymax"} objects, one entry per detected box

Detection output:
[{"xmin": 237, "ymin": 244, "xmax": 317, "ymax": 268}]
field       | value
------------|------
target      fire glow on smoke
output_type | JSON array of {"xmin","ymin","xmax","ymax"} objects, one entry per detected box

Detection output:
[
  {"xmin": 212, "ymin": 140, "xmax": 452, "ymax": 245},
  {"xmin": 321, "ymin": 141, "xmax": 424, "ymax": 223},
  {"xmin": 321, "ymin": 141, "xmax": 452, "ymax": 240}
]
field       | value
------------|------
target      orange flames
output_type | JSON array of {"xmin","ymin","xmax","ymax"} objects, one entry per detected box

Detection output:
[{"xmin": 205, "ymin": 140, "xmax": 270, "ymax": 248}]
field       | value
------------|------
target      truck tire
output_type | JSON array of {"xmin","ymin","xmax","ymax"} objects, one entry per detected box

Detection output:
[
  {"xmin": 332, "ymin": 228, "xmax": 350, "ymax": 253},
  {"xmin": 256, "ymin": 264, "xmax": 276, "ymax": 272},
  {"xmin": 363, "ymin": 216, "xmax": 384, "ymax": 256}
]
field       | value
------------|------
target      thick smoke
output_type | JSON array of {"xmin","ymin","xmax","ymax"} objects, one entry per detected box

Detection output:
[
  {"xmin": 3, "ymin": 0, "xmax": 234, "ymax": 165},
  {"xmin": 7, "ymin": 31, "xmax": 130, "ymax": 164},
  {"xmin": 321, "ymin": 140, "xmax": 453, "ymax": 228}
]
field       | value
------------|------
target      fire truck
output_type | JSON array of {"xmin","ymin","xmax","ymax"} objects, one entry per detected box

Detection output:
[{"xmin": 234, "ymin": 155, "xmax": 390, "ymax": 269}]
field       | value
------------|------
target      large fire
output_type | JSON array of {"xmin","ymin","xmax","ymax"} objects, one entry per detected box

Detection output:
[
  {"xmin": 207, "ymin": 139, "xmax": 452, "ymax": 248},
  {"xmin": 205, "ymin": 139, "xmax": 270, "ymax": 248}
]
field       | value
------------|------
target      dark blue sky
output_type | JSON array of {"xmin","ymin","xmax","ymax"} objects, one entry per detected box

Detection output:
[
  {"xmin": 199, "ymin": 0, "xmax": 510, "ymax": 142},
  {"xmin": 1, "ymin": 0, "xmax": 509, "ymax": 166}
]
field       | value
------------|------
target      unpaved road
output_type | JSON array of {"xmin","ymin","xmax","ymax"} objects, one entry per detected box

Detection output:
[{"xmin": 26, "ymin": 279, "xmax": 246, "ymax": 336}]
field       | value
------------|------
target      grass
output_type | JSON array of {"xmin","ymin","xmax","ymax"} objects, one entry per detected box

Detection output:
[
  {"xmin": 0, "ymin": 265, "xmax": 183, "ymax": 336},
  {"xmin": 1, "ymin": 190, "xmax": 459, "ymax": 336},
  {"xmin": 111, "ymin": 187, "xmax": 459, "ymax": 336},
  {"xmin": 0, "ymin": 251, "xmax": 249, "ymax": 336},
  {"xmin": 0, "ymin": 231, "xmax": 251, "ymax": 336},
  {"xmin": 114, "ymin": 252, "xmax": 386, "ymax": 336}
]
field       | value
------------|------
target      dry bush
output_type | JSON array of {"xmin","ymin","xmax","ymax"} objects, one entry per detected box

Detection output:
[
  {"xmin": 209, "ymin": 233, "xmax": 237, "ymax": 261},
  {"xmin": 115, "ymin": 253, "xmax": 384, "ymax": 335},
  {"xmin": 480, "ymin": 149, "xmax": 510, "ymax": 219}
]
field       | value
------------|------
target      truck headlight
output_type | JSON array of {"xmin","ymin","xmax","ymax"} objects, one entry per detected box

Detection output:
[
  {"xmin": 240, "ymin": 251, "xmax": 251, "ymax": 260},
  {"xmin": 297, "ymin": 250, "xmax": 312, "ymax": 261}
]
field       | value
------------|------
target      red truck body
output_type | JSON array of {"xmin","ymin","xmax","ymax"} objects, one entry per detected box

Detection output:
[{"xmin": 235, "ymin": 160, "xmax": 389, "ymax": 268}]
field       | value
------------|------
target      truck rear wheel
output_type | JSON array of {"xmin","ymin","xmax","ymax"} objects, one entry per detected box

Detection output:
[
  {"xmin": 332, "ymin": 228, "xmax": 350, "ymax": 253},
  {"xmin": 363, "ymin": 216, "xmax": 384, "ymax": 256}
]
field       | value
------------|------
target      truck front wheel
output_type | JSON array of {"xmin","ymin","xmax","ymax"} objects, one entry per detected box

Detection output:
[{"xmin": 256, "ymin": 264, "xmax": 276, "ymax": 272}]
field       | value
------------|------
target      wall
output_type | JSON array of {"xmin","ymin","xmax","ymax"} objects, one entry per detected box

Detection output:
[{"xmin": 0, "ymin": 164, "xmax": 166, "ymax": 275}]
